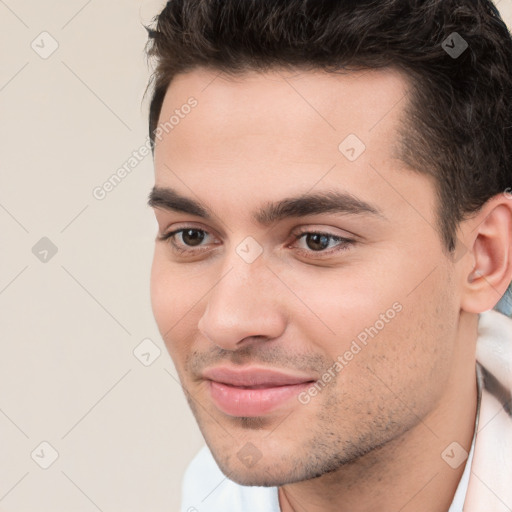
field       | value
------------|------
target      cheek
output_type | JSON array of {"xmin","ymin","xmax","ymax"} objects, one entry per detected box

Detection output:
[
  {"xmin": 352, "ymin": 269, "xmax": 458, "ymax": 410},
  {"xmin": 149, "ymin": 251, "xmax": 170, "ymax": 328},
  {"xmin": 149, "ymin": 250, "xmax": 213, "ymax": 358},
  {"xmin": 285, "ymin": 254, "xmax": 456, "ymax": 384},
  {"xmin": 280, "ymin": 263, "xmax": 405, "ymax": 356},
  {"xmin": 150, "ymin": 252, "xmax": 194, "ymax": 344}
]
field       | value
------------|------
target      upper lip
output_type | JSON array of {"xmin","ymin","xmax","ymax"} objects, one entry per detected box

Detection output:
[{"xmin": 202, "ymin": 366, "xmax": 316, "ymax": 387}]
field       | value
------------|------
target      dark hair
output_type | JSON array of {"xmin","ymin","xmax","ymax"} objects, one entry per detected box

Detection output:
[{"xmin": 145, "ymin": 0, "xmax": 512, "ymax": 252}]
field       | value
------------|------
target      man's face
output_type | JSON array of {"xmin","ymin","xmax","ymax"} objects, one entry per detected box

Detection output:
[{"xmin": 150, "ymin": 67, "xmax": 464, "ymax": 485}]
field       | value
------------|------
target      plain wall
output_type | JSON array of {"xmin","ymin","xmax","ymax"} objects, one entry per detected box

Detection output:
[
  {"xmin": 1, "ymin": 1, "xmax": 204, "ymax": 511},
  {"xmin": 1, "ymin": 1, "xmax": 512, "ymax": 511}
]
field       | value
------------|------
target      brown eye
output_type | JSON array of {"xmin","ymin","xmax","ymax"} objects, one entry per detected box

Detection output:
[
  {"xmin": 292, "ymin": 230, "xmax": 355, "ymax": 258},
  {"xmin": 158, "ymin": 226, "xmax": 219, "ymax": 256},
  {"xmin": 304, "ymin": 233, "xmax": 331, "ymax": 251},
  {"xmin": 181, "ymin": 229, "xmax": 205, "ymax": 246}
]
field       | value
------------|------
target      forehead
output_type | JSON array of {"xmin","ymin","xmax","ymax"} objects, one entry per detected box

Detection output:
[
  {"xmin": 162, "ymin": 65, "xmax": 409, "ymax": 114},
  {"xmin": 152, "ymin": 66, "xmax": 433, "ymax": 228},
  {"xmin": 154, "ymin": 65, "xmax": 411, "ymax": 168}
]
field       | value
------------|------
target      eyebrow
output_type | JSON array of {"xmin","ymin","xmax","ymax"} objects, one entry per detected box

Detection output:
[{"xmin": 147, "ymin": 186, "xmax": 385, "ymax": 226}]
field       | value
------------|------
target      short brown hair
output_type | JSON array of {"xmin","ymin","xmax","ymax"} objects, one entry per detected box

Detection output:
[{"xmin": 145, "ymin": 0, "xmax": 512, "ymax": 252}]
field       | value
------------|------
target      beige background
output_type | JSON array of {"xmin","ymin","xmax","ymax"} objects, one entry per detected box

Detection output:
[{"xmin": 1, "ymin": 1, "xmax": 511, "ymax": 511}]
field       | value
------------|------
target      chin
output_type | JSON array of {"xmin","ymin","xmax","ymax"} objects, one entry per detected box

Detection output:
[
  {"xmin": 210, "ymin": 450, "xmax": 319, "ymax": 487},
  {"xmin": 219, "ymin": 465, "xmax": 296, "ymax": 487}
]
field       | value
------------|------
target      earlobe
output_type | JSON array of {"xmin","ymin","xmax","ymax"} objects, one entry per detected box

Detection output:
[{"xmin": 460, "ymin": 197, "xmax": 512, "ymax": 314}]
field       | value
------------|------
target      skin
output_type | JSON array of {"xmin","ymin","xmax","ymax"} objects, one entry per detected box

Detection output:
[{"xmin": 149, "ymin": 67, "xmax": 512, "ymax": 512}]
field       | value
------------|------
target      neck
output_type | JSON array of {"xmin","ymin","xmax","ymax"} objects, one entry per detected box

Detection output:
[{"xmin": 278, "ymin": 313, "xmax": 479, "ymax": 512}]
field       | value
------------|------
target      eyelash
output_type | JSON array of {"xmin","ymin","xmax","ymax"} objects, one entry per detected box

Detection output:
[{"xmin": 157, "ymin": 227, "xmax": 355, "ymax": 258}]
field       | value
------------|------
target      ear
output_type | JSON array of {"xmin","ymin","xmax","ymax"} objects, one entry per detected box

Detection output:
[{"xmin": 459, "ymin": 191, "xmax": 512, "ymax": 314}]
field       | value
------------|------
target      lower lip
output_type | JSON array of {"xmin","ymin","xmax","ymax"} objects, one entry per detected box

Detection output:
[{"xmin": 208, "ymin": 380, "xmax": 313, "ymax": 417}]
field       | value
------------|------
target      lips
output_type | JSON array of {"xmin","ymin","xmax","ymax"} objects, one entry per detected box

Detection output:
[{"xmin": 202, "ymin": 366, "xmax": 316, "ymax": 417}]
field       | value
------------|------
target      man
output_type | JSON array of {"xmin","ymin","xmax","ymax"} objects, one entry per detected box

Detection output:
[{"xmin": 145, "ymin": 1, "xmax": 512, "ymax": 510}]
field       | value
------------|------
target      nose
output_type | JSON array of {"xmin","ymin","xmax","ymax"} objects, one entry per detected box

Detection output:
[{"xmin": 197, "ymin": 258, "xmax": 287, "ymax": 351}]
